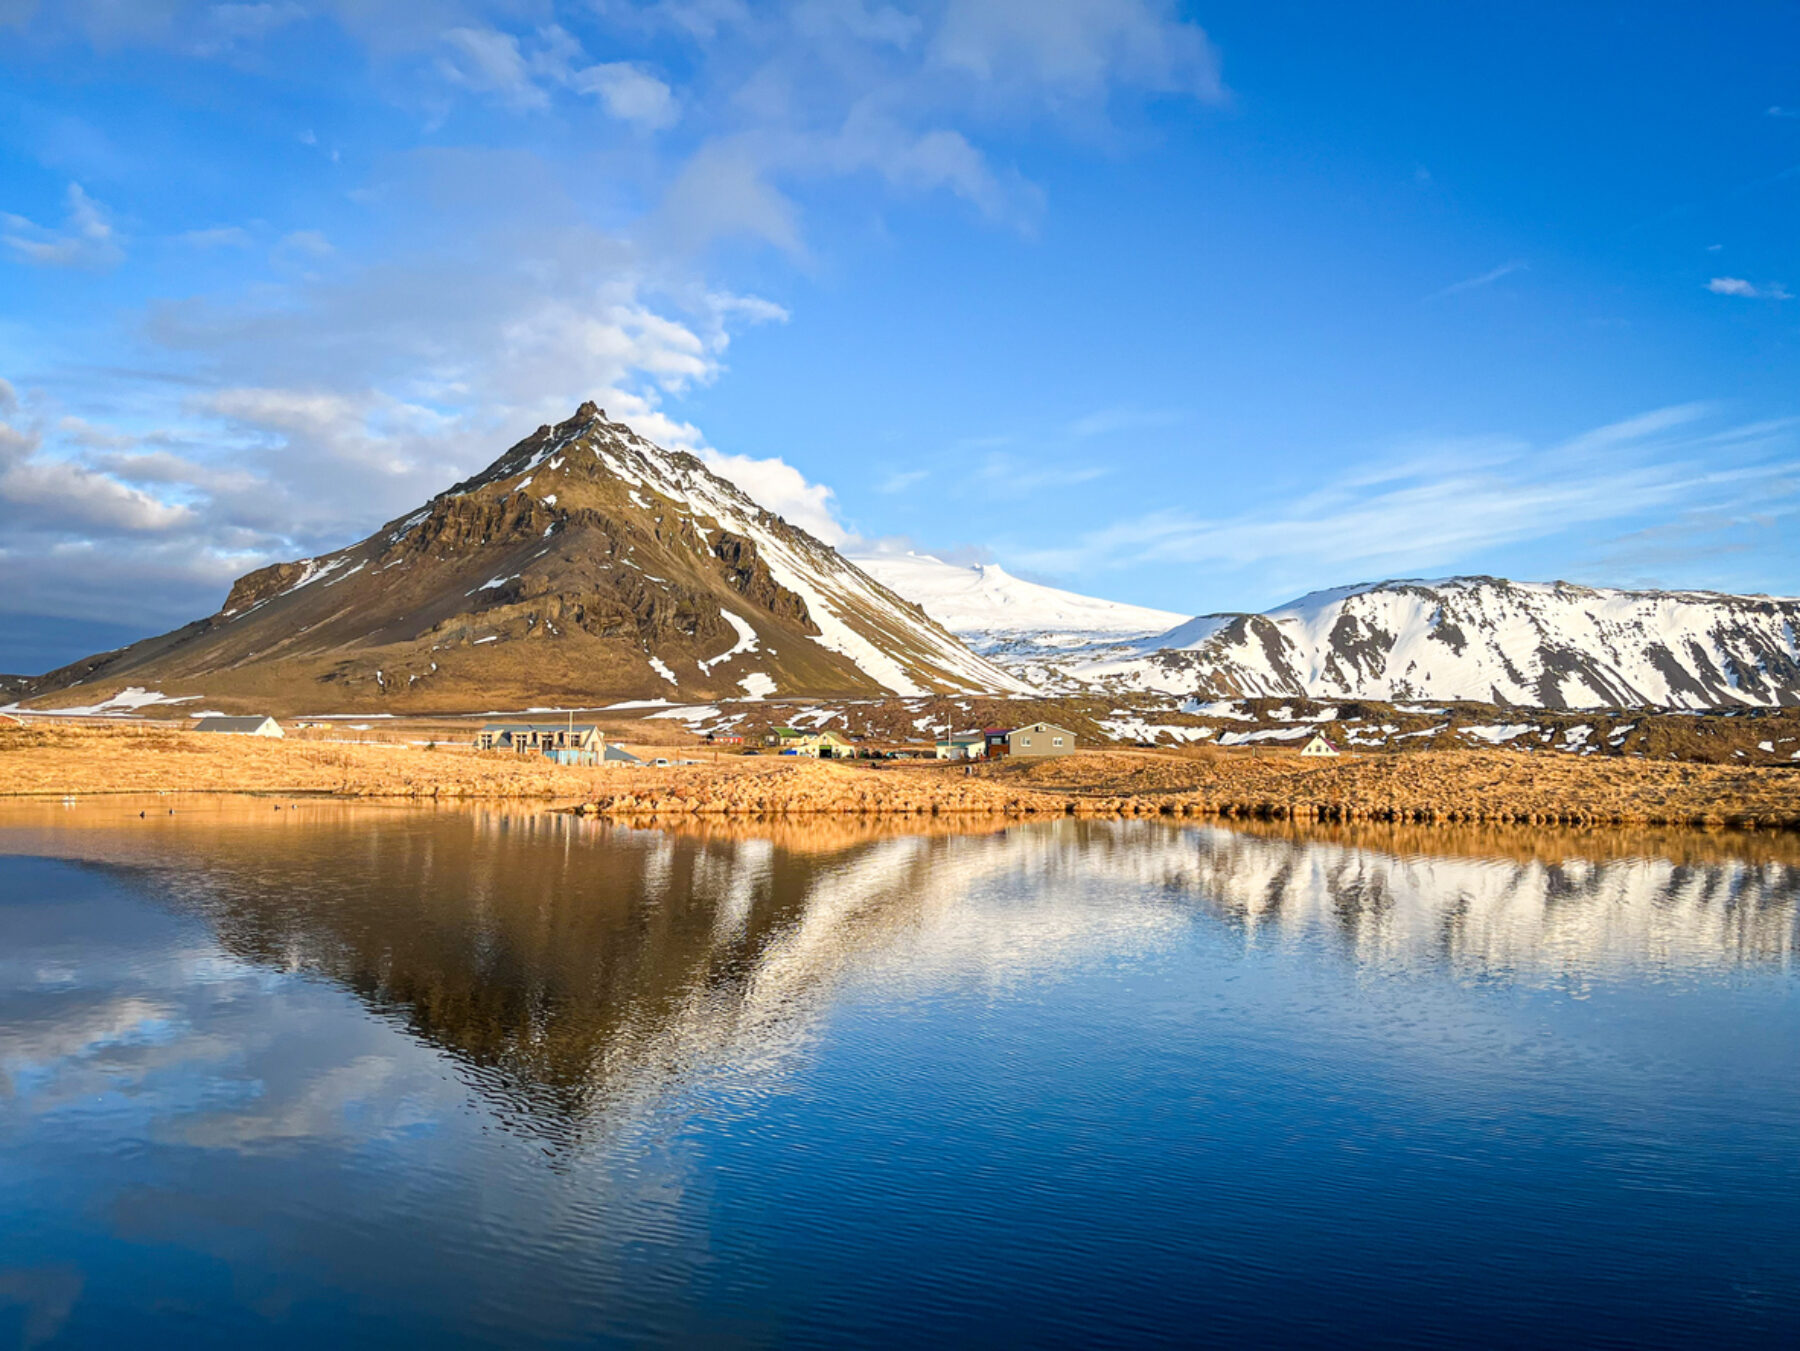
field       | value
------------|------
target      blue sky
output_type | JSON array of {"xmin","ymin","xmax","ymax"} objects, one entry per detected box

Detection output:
[{"xmin": 2, "ymin": 1, "xmax": 1797, "ymax": 671}]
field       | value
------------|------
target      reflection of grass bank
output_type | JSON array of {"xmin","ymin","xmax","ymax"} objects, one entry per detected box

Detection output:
[{"xmin": 4, "ymin": 725, "xmax": 1798, "ymax": 830}]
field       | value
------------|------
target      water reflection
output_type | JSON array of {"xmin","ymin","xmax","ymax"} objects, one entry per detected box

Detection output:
[
  {"xmin": 2, "ymin": 801, "xmax": 1794, "ymax": 1135},
  {"xmin": 2, "ymin": 800, "xmax": 1798, "ymax": 1346}
]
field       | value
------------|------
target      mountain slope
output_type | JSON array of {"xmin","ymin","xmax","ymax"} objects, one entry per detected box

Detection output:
[
  {"xmin": 27, "ymin": 405, "xmax": 1031, "ymax": 714},
  {"xmin": 1079, "ymin": 576, "xmax": 1800, "ymax": 709},
  {"xmin": 849, "ymin": 550, "xmax": 1184, "ymax": 690}
]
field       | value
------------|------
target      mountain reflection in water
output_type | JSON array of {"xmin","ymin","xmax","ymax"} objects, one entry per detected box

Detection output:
[{"xmin": 1, "ymin": 800, "xmax": 1797, "ymax": 1347}]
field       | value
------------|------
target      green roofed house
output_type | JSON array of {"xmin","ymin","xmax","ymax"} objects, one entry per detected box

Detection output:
[
  {"xmin": 477, "ymin": 722, "xmax": 604, "ymax": 765},
  {"xmin": 766, "ymin": 727, "xmax": 853, "ymax": 759}
]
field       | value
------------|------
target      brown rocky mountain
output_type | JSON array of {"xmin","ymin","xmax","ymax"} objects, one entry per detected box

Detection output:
[{"xmin": 24, "ymin": 404, "xmax": 1030, "ymax": 715}]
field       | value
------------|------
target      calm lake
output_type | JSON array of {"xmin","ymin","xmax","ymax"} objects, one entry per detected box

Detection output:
[{"xmin": 1, "ymin": 799, "xmax": 1797, "ymax": 1348}]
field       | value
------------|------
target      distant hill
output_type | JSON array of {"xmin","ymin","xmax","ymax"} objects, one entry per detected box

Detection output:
[
  {"xmin": 1074, "ymin": 576, "xmax": 1800, "ymax": 709},
  {"xmin": 847, "ymin": 550, "xmax": 1184, "ymax": 690},
  {"xmin": 24, "ymin": 405, "xmax": 1029, "ymax": 715}
]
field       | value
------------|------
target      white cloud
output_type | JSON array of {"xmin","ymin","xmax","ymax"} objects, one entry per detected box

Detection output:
[
  {"xmin": 437, "ymin": 25, "xmax": 681, "ymax": 129},
  {"xmin": 0, "ymin": 407, "xmax": 191, "ymax": 536},
  {"xmin": 700, "ymin": 448, "xmax": 851, "ymax": 544},
  {"xmin": 1708, "ymin": 276, "xmax": 1790, "ymax": 300},
  {"xmin": 880, "ymin": 468, "xmax": 928, "ymax": 492},
  {"xmin": 438, "ymin": 25, "xmax": 550, "ymax": 109},
  {"xmin": 1, "ymin": 182, "xmax": 123, "ymax": 268},
  {"xmin": 931, "ymin": 0, "xmax": 1224, "ymax": 104},
  {"xmin": 571, "ymin": 62, "xmax": 679, "ymax": 130}
]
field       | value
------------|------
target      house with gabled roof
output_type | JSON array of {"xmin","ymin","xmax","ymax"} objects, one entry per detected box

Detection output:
[
  {"xmin": 1300, "ymin": 732, "xmax": 1340, "ymax": 758},
  {"xmin": 1006, "ymin": 722, "xmax": 1076, "ymax": 758},
  {"xmin": 194, "ymin": 715, "xmax": 283, "ymax": 737}
]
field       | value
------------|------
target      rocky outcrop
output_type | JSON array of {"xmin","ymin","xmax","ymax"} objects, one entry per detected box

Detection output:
[{"xmin": 711, "ymin": 532, "xmax": 817, "ymax": 630}]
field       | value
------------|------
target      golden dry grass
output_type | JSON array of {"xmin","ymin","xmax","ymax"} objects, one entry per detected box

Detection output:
[{"xmin": 6, "ymin": 725, "xmax": 1799, "ymax": 830}]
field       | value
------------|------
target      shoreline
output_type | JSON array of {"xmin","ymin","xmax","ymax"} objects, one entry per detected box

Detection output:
[{"xmin": 4, "ymin": 723, "xmax": 1798, "ymax": 831}]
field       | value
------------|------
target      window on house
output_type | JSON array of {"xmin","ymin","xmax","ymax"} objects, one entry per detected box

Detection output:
[{"xmin": 1053, "ymin": 737, "xmax": 1064, "ymax": 746}]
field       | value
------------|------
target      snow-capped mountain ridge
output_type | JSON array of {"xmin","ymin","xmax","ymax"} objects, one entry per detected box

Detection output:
[
  {"xmin": 848, "ymin": 550, "xmax": 1184, "ymax": 691},
  {"xmin": 27, "ymin": 405, "xmax": 1031, "ymax": 713},
  {"xmin": 1088, "ymin": 575, "xmax": 1800, "ymax": 709}
]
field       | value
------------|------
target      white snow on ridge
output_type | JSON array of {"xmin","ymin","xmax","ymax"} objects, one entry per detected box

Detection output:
[
  {"xmin": 849, "ymin": 550, "xmax": 1184, "ymax": 639},
  {"xmin": 849, "ymin": 550, "xmax": 1181, "ymax": 692},
  {"xmin": 1079, "ymin": 576, "xmax": 1800, "ymax": 710}
]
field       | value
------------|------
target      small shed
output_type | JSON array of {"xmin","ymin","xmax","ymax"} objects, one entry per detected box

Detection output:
[
  {"xmin": 935, "ymin": 733, "xmax": 985, "ymax": 760},
  {"xmin": 193, "ymin": 715, "xmax": 283, "ymax": 738},
  {"xmin": 1300, "ymin": 733, "xmax": 1340, "ymax": 758},
  {"xmin": 1007, "ymin": 722, "xmax": 1076, "ymax": 758}
]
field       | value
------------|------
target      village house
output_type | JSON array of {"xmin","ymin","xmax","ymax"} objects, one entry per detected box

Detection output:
[
  {"xmin": 935, "ymin": 732, "xmax": 985, "ymax": 760},
  {"xmin": 704, "ymin": 732, "xmax": 744, "ymax": 746},
  {"xmin": 1300, "ymin": 733, "xmax": 1341, "ymax": 758},
  {"xmin": 476, "ymin": 722, "xmax": 604, "ymax": 765},
  {"xmin": 1006, "ymin": 722, "xmax": 1077, "ymax": 758},
  {"xmin": 193, "ymin": 715, "xmax": 283, "ymax": 738},
  {"xmin": 767, "ymin": 727, "xmax": 853, "ymax": 758}
]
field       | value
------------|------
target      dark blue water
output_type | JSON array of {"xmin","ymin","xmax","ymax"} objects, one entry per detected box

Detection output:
[{"xmin": 1, "ymin": 801, "xmax": 1797, "ymax": 1347}]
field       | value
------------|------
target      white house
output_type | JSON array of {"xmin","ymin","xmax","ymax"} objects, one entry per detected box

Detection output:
[
  {"xmin": 193, "ymin": 715, "xmax": 284, "ymax": 738},
  {"xmin": 1299, "ymin": 733, "xmax": 1340, "ymax": 758},
  {"xmin": 935, "ymin": 733, "xmax": 985, "ymax": 760}
]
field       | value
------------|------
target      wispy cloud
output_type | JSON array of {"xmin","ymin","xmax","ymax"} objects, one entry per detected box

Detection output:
[
  {"xmin": 999, "ymin": 407, "xmax": 1800, "ymax": 590},
  {"xmin": 1068, "ymin": 406, "xmax": 1184, "ymax": 439},
  {"xmin": 178, "ymin": 225, "xmax": 252, "ymax": 249},
  {"xmin": 980, "ymin": 451, "xmax": 1107, "ymax": 492},
  {"xmin": 1428, "ymin": 260, "xmax": 1527, "ymax": 300},
  {"xmin": 1707, "ymin": 276, "xmax": 1791, "ymax": 300},
  {"xmin": 1, "ymin": 182, "xmax": 122, "ymax": 268},
  {"xmin": 1767, "ymin": 106, "xmax": 1799, "ymax": 119},
  {"xmin": 880, "ymin": 468, "xmax": 929, "ymax": 493}
]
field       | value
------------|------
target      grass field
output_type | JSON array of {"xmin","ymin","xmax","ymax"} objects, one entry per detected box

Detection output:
[{"xmin": 7, "ymin": 722, "xmax": 1797, "ymax": 830}]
